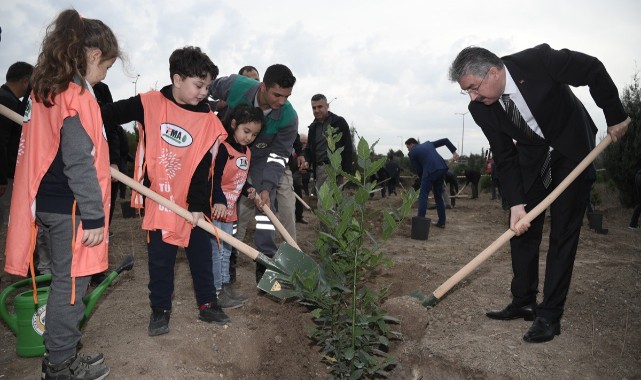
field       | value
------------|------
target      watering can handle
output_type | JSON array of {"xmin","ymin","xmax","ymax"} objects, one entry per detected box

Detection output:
[{"xmin": 0, "ymin": 274, "xmax": 52, "ymax": 334}]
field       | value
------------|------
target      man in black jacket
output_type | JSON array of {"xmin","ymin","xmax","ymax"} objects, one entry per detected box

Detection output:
[
  {"xmin": 449, "ymin": 44, "xmax": 630, "ymax": 343},
  {"xmin": 0, "ymin": 61, "xmax": 33, "ymax": 226},
  {"xmin": 305, "ymin": 94, "xmax": 353, "ymax": 193}
]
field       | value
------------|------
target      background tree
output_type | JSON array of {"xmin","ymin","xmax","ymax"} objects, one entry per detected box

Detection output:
[{"xmin": 603, "ymin": 72, "xmax": 641, "ymax": 206}]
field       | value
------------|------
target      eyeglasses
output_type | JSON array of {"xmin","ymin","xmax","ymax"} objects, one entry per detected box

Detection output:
[{"xmin": 460, "ymin": 70, "xmax": 489, "ymax": 95}]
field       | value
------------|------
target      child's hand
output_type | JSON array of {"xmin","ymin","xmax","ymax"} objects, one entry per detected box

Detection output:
[
  {"xmin": 211, "ymin": 203, "xmax": 227, "ymax": 220},
  {"xmin": 191, "ymin": 212, "xmax": 204, "ymax": 227},
  {"xmin": 82, "ymin": 227, "xmax": 105, "ymax": 247},
  {"xmin": 247, "ymin": 188, "xmax": 256, "ymax": 200}
]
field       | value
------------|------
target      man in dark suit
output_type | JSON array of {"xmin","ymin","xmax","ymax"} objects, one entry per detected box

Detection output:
[{"xmin": 449, "ymin": 44, "xmax": 630, "ymax": 343}]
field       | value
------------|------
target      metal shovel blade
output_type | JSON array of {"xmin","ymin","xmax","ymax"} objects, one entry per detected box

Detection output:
[{"xmin": 257, "ymin": 242, "xmax": 327, "ymax": 299}]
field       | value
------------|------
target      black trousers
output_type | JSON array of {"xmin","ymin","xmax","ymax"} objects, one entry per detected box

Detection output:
[
  {"xmin": 509, "ymin": 151, "xmax": 590, "ymax": 321},
  {"xmin": 147, "ymin": 227, "xmax": 216, "ymax": 310}
]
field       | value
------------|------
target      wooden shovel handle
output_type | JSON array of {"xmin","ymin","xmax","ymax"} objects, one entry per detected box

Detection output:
[
  {"xmin": 293, "ymin": 192, "xmax": 313, "ymax": 211},
  {"xmin": 455, "ymin": 183, "xmax": 467, "ymax": 196},
  {"xmin": 0, "ymin": 104, "xmax": 22, "ymax": 124},
  {"xmin": 427, "ymin": 135, "xmax": 612, "ymax": 304},
  {"xmin": 109, "ymin": 168, "xmax": 267, "ymax": 263},
  {"xmin": 260, "ymin": 204, "xmax": 300, "ymax": 250}
]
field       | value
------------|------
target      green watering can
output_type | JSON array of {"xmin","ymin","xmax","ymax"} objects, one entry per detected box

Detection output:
[{"xmin": 0, "ymin": 255, "xmax": 134, "ymax": 357}]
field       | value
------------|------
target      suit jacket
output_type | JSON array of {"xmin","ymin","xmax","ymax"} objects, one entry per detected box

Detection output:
[{"xmin": 469, "ymin": 44, "xmax": 627, "ymax": 207}]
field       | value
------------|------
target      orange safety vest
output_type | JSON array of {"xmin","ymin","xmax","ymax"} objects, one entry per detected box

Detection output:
[
  {"xmin": 217, "ymin": 141, "xmax": 251, "ymax": 223},
  {"xmin": 4, "ymin": 82, "xmax": 111, "ymax": 278},
  {"xmin": 132, "ymin": 91, "xmax": 226, "ymax": 246}
]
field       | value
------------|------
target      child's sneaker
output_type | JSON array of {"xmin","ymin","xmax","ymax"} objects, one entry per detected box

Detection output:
[
  {"xmin": 198, "ymin": 302, "xmax": 231, "ymax": 324},
  {"xmin": 42, "ymin": 354, "xmax": 110, "ymax": 380},
  {"xmin": 148, "ymin": 308, "xmax": 171, "ymax": 336},
  {"xmin": 216, "ymin": 290, "xmax": 244, "ymax": 309},
  {"xmin": 42, "ymin": 352, "xmax": 105, "ymax": 379}
]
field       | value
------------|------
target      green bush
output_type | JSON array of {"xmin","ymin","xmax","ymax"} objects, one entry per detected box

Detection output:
[{"xmin": 603, "ymin": 72, "xmax": 641, "ymax": 207}]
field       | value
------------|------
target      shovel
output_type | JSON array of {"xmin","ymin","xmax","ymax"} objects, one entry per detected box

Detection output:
[
  {"xmin": 418, "ymin": 136, "xmax": 612, "ymax": 308},
  {"xmin": 109, "ymin": 168, "xmax": 325, "ymax": 300}
]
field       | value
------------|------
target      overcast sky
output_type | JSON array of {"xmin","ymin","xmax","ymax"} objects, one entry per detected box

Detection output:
[{"xmin": 2, "ymin": 0, "xmax": 639, "ymax": 158}]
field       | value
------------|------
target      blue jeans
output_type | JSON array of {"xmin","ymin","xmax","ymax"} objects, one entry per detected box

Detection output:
[{"xmin": 211, "ymin": 220, "xmax": 234, "ymax": 291}]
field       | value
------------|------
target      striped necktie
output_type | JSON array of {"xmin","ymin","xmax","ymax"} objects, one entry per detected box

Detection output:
[{"xmin": 501, "ymin": 94, "xmax": 552, "ymax": 189}]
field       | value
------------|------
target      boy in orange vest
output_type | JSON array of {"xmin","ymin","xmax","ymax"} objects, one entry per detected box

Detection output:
[{"xmin": 101, "ymin": 46, "xmax": 229, "ymax": 336}]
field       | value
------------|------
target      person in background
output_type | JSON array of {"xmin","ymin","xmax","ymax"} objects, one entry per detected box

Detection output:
[
  {"xmin": 238, "ymin": 65, "xmax": 259, "ymax": 81},
  {"xmin": 444, "ymin": 169, "xmax": 459, "ymax": 208},
  {"xmin": 4, "ymin": 9, "xmax": 120, "ymax": 379},
  {"xmin": 405, "ymin": 137, "xmax": 459, "ymax": 228},
  {"xmin": 384, "ymin": 154, "xmax": 401, "ymax": 196},
  {"xmin": 462, "ymin": 168, "xmax": 481, "ymax": 199},
  {"xmin": 305, "ymin": 94, "xmax": 353, "ymax": 194},
  {"xmin": 0, "ymin": 61, "xmax": 33, "ymax": 226},
  {"xmin": 299, "ymin": 133, "xmax": 311, "ymax": 196},
  {"xmin": 449, "ymin": 44, "xmax": 630, "ymax": 343},
  {"xmin": 292, "ymin": 133, "xmax": 308, "ymax": 224}
]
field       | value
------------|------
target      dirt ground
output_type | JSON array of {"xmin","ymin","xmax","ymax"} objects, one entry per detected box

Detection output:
[{"xmin": 1, "ymin": 182, "xmax": 640, "ymax": 380}]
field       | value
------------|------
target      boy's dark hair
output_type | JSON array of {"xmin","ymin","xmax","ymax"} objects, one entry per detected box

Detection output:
[
  {"xmin": 311, "ymin": 93, "xmax": 326, "ymax": 102},
  {"xmin": 263, "ymin": 64, "xmax": 296, "ymax": 89},
  {"xmin": 223, "ymin": 103, "xmax": 264, "ymax": 137},
  {"xmin": 6, "ymin": 61, "xmax": 34, "ymax": 82},
  {"xmin": 405, "ymin": 137, "xmax": 419, "ymax": 145},
  {"xmin": 238, "ymin": 65, "xmax": 258, "ymax": 76},
  {"xmin": 169, "ymin": 46, "xmax": 218, "ymax": 82}
]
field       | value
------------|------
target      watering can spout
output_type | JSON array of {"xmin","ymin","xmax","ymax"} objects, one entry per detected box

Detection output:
[{"xmin": 81, "ymin": 255, "xmax": 134, "ymax": 326}]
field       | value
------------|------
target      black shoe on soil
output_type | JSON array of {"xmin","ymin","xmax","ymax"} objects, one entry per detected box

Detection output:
[
  {"xmin": 199, "ymin": 302, "xmax": 231, "ymax": 324},
  {"xmin": 148, "ymin": 308, "xmax": 171, "ymax": 336},
  {"xmin": 216, "ymin": 290, "xmax": 244, "ymax": 309},
  {"xmin": 223, "ymin": 283, "xmax": 248, "ymax": 303},
  {"xmin": 43, "ymin": 354, "xmax": 110, "ymax": 380},
  {"xmin": 229, "ymin": 248, "xmax": 238, "ymax": 284}
]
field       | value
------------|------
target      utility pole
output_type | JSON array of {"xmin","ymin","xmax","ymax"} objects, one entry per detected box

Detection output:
[
  {"xmin": 132, "ymin": 74, "xmax": 140, "ymax": 96},
  {"xmin": 454, "ymin": 111, "xmax": 469, "ymax": 157}
]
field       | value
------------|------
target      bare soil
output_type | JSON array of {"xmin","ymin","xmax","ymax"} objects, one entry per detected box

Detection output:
[{"xmin": 1, "ymin": 182, "xmax": 640, "ymax": 379}]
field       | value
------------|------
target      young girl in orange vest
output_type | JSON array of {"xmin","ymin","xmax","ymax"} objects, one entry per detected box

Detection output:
[
  {"xmin": 100, "ymin": 46, "xmax": 229, "ymax": 336},
  {"xmin": 4, "ymin": 9, "xmax": 121, "ymax": 379},
  {"xmin": 210, "ymin": 104, "xmax": 264, "ymax": 308}
]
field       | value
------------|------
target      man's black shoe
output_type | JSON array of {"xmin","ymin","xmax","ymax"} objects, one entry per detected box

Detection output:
[
  {"xmin": 486, "ymin": 303, "xmax": 535, "ymax": 321},
  {"xmin": 432, "ymin": 222, "xmax": 445, "ymax": 229},
  {"xmin": 523, "ymin": 317, "xmax": 560, "ymax": 343},
  {"xmin": 296, "ymin": 217, "xmax": 309, "ymax": 224}
]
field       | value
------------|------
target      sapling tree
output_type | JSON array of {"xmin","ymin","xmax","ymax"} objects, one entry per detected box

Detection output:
[{"xmin": 293, "ymin": 129, "xmax": 418, "ymax": 379}]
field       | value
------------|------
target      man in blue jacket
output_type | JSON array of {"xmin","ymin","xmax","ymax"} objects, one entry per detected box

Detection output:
[{"xmin": 405, "ymin": 138, "xmax": 459, "ymax": 228}]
